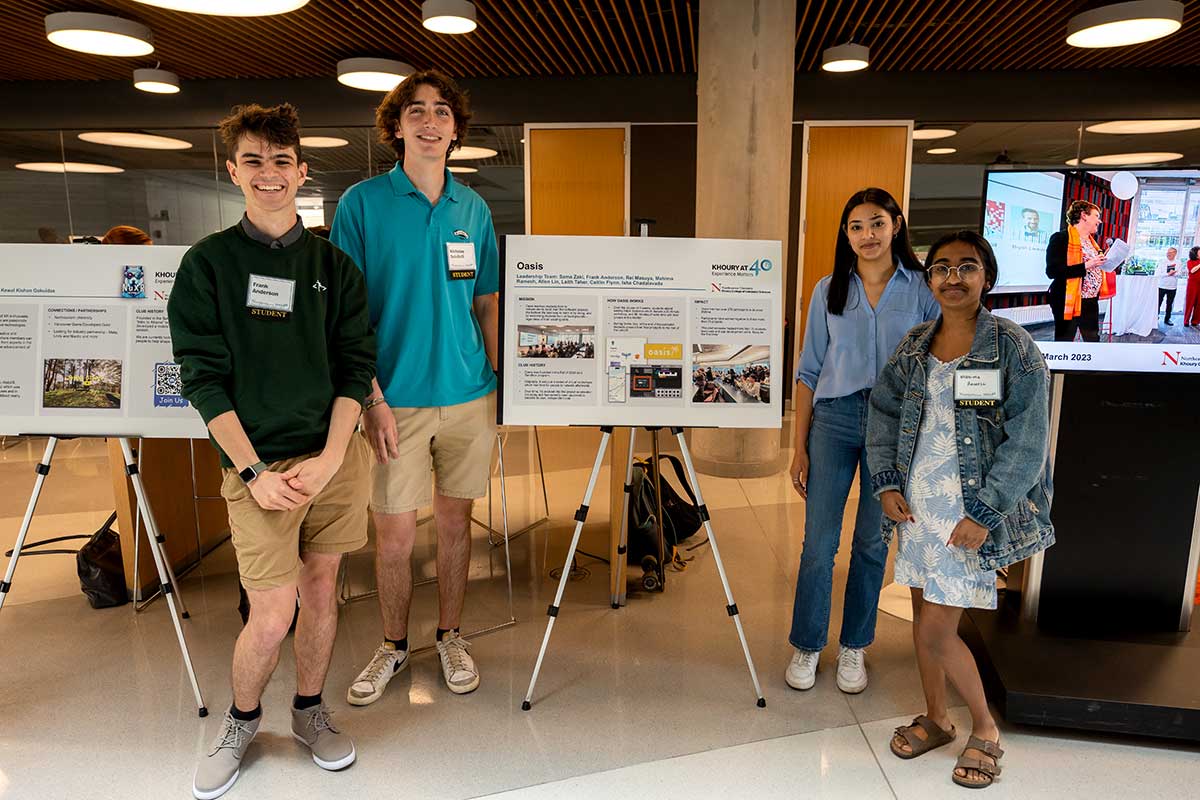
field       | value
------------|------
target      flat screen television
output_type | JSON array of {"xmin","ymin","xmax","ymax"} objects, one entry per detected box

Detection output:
[{"xmin": 980, "ymin": 167, "xmax": 1200, "ymax": 373}]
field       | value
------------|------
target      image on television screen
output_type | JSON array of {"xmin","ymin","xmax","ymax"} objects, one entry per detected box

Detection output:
[{"xmin": 979, "ymin": 168, "xmax": 1200, "ymax": 374}]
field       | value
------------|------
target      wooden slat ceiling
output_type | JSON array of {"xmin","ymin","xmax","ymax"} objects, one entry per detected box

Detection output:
[{"xmin": 2, "ymin": 1, "xmax": 1199, "ymax": 82}]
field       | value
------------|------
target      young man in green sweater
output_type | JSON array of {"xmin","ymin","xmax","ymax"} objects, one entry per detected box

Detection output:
[{"xmin": 168, "ymin": 103, "xmax": 376, "ymax": 800}]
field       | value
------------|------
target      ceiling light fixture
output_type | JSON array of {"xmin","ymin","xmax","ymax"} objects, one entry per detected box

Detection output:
[
  {"xmin": 78, "ymin": 132, "xmax": 191, "ymax": 150},
  {"xmin": 1066, "ymin": 0, "xmax": 1183, "ymax": 48},
  {"xmin": 130, "ymin": 1, "xmax": 310, "ymax": 14},
  {"xmin": 926, "ymin": 148, "xmax": 957, "ymax": 155},
  {"xmin": 300, "ymin": 136, "xmax": 350, "ymax": 148},
  {"xmin": 45, "ymin": 12, "xmax": 154, "ymax": 57},
  {"xmin": 913, "ymin": 128, "xmax": 957, "ymax": 140},
  {"xmin": 422, "ymin": 0, "xmax": 477, "ymax": 34},
  {"xmin": 133, "ymin": 68, "xmax": 179, "ymax": 93},
  {"xmin": 336, "ymin": 58, "xmax": 414, "ymax": 92},
  {"xmin": 1085, "ymin": 119, "xmax": 1200, "ymax": 134},
  {"xmin": 1079, "ymin": 151, "xmax": 1184, "ymax": 165},
  {"xmin": 448, "ymin": 166, "xmax": 478, "ymax": 174},
  {"xmin": 16, "ymin": 162, "xmax": 125, "ymax": 174},
  {"xmin": 448, "ymin": 146, "xmax": 498, "ymax": 161},
  {"xmin": 821, "ymin": 43, "xmax": 869, "ymax": 72}
]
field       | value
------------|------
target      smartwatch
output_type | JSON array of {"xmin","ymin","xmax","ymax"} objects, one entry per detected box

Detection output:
[{"xmin": 239, "ymin": 460, "xmax": 268, "ymax": 485}]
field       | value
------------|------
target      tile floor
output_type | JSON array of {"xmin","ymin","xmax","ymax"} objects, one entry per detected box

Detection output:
[{"xmin": 1, "ymin": 428, "xmax": 1198, "ymax": 799}]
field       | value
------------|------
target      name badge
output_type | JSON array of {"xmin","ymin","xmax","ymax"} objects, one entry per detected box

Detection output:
[
  {"xmin": 954, "ymin": 369, "xmax": 1002, "ymax": 408},
  {"xmin": 447, "ymin": 242, "xmax": 477, "ymax": 281},
  {"xmin": 246, "ymin": 274, "xmax": 295, "ymax": 321}
]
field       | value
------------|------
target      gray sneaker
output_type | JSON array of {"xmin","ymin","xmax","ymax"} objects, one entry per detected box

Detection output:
[
  {"xmin": 193, "ymin": 711, "xmax": 259, "ymax": 799},
  {"xmin": 436, "ymin": 630, "xmax": 480, "ymax": 694},
  {"xmin": 291, "ymin": 702, "xmax": 356, "ymax": 771}
]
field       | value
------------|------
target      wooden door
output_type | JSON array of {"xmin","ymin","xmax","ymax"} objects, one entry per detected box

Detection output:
[
  {"xmin": 527, "ymin": 127, "xmax": 627, "ymax": 235},
  {"xmin": 795, "ymin": 126, "xmax": 910, "ymax": 353}
]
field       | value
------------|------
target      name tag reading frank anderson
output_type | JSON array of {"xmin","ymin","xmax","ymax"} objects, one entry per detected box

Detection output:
[
  {"xmin": 954, "ymin": 369, "xmax": 1002, "ymax": 408},
  {"xmin": 246, "ymin": 274, "xmax": 296, "ymax": 321}
]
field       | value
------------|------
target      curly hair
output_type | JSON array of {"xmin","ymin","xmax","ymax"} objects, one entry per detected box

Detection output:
[
  {"xmin": 1066, "ymin": 199, "xmax": 1100, "ymax": 226},
  {"xmin": 375, "ymin": 70, "xmax": 471, "ymax": 161},
  {"xmin": 218, "ymin": 103, "xmax": 303, "ymax": 163}
]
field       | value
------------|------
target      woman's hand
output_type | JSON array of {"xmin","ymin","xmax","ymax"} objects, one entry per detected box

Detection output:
[
  {"xmin": 880, "ymin": 490, "xmax": 914, "ymax": 523},
  {"xmin": 789, "ymin": 448, "xmax": 809, "ymax": 499},
  {"xmin": 947, "ymin": 517, "xmax": 989, "ymax": 550},
  {"xmin": 1085, "ymin": 254, "xmax": 1107, "ymax": 270}
]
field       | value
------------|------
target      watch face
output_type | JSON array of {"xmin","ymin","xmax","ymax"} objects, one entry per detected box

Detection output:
[{"xmin": 239, "ymin": 465, "xmax": 258, "ymax": 483}]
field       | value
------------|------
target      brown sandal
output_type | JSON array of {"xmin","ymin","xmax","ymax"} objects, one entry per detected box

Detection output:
[
  {"xmin": 952, "ymin": 735, "xmax": 1003, "ymax": 789},
  {"xmin": 890, "ymin": 715, "xmax": 956, "ymax": 759}
]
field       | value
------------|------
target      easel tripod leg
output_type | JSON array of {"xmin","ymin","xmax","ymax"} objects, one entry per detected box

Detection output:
[
  {"xmin": 0, "ymin": 437, "xmax": 59, "ymax": 614},
  {"xmin": 611, "ymin": 428, "xmax": 637, "ymax": 608},
  {"xmin": 118, "ymin": 438, "xmax": 208, "ymax": 717},
  {"xmin": 672, "ymin": 428, "xmax": 766, "ymax": 708},
  {"xmin": 522, "ymin": 428, "xmax": 612, "ymax": 711}
]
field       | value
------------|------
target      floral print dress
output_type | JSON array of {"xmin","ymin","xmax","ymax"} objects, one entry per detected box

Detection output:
[{"xmin": 893, "ymin": 354, "xmax": 998, "ymax": 610}]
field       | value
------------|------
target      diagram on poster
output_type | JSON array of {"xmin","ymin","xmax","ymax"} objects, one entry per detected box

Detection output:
[
  {"xmin": 501, "ymin": 235, "xmax": 783, "ymax": 428},
  {"xmin": 0, "ymin": 244, "xmax": 207, "ymax": 438}
]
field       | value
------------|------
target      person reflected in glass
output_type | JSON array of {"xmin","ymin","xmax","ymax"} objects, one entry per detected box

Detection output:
[
  {"xmin": 1185, "ymin": 246, "xmax": 1200, "ymax": 327},
  {"xmin": 787, "ymin": 187, "xmax": 940, "ymax": 695}
]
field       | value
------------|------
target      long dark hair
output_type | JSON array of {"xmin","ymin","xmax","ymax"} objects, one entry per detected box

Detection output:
[
  {"xmin": 924, "ymin": 230, "xmax": 998, "ymax": 304},
  {"xmin": 827, "ymin": 187, "xmax": 922, "ymax": 315}
]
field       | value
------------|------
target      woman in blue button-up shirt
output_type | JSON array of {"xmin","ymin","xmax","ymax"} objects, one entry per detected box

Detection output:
[{"xmin": 785, "ymin": 188, "xmax": 939, "ymax": 695}]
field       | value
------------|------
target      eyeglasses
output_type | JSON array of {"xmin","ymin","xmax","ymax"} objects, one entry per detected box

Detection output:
[{"xmin": 927, "ymin": 262, "xmax": 984, "ymax": 281}]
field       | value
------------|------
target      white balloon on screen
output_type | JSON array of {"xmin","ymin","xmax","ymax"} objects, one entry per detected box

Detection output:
[{"xmin": 1110, "ymin": 171, "xmax": 1138, "ymax": 200}]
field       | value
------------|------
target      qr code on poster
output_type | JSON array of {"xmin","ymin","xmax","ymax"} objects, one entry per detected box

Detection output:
[{"xmin": 153, "ymin": 362, "xmax": 188, "ymax": 408}]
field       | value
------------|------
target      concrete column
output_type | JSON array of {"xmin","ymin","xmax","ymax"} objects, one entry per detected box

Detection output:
[{"xmin": 690, "ymin": 0, "xmax": 795, "ymax": 478}]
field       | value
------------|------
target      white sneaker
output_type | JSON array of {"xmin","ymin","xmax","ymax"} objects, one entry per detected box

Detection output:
[
  {"xmin": 346, "ymin": 642, "xmax": 409, "ymax": 706},
  {"xmin": 785, "ymin": 648, "xmax": 820, "ymax": 690},
  {"xmin": 836, "ymin": 646, "xmax": 868, "ymax": 694},
  {"xmin": 436, "ymin": 631, "xmax": 480, "ymax": 694}
]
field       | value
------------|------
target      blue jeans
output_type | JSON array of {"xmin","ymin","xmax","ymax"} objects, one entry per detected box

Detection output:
[{"xmin": 789, "ymin": 390, "xmax": 887, "ymax": 652}]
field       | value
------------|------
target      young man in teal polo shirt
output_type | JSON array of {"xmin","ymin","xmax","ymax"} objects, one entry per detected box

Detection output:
[{"xmin": 331, "ymin": 70, "xmax": 499, "ymax": 704}]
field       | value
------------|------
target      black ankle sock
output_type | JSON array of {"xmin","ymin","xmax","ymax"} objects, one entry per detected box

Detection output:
[
  {"xmin": 386, "ymin": 636, "xmax": 408, "ymax": 652},
  {"xmin": 436, "ymin": 627, "xmax": 459, "ymax": 642},
  {"xmin": 293, "ymin": 693, "xmax": 322, "ymax": 710},
  {"xmin": 230, "ymin": 703, "xmax": 261, "ymax": 721}
]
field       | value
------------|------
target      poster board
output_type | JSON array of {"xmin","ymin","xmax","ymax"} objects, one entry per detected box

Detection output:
[
  {"xmin": 0, "ymin": 244, "xmax": 207, "ymax": 438},
  {"xmin": 500, "ymin": 235, "xmax": 783, "ymax": 428}
]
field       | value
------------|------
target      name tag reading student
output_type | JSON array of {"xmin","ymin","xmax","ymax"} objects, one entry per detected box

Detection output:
[
  {"xmin": 246, "ymin": 274, "xmax": 296, "ymax": 321},
  {"xmin": 954, "ymin": 370, "xmax": 1001, "ymax": 408},
  {"xmin": 447, "ymin": 242, "xmax": 477, "ymax": 281}
]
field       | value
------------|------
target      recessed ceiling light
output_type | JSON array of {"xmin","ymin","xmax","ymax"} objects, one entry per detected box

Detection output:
[
  {"xmin": 448, "ymin": 146, "xmax": 498, "ymax": 161},
  {"xmin": 448, "ymin": 166, "xmax": 478, "ymax": 174},
  {"xmin": 821, "ymin": 43, "xmax": 869, "ymax": 72},
  {"xmin": 337, "ymin": 58, "xmax": 414, "ymax": 92},
  {"xmin": 79, "ymin": 132, "xmax": 191, "ymax": 150},
  {"xmin": 16, "ymin": 162, "xmax": 125, "ymax": 174},
  {"xmin": 300, "ymin": 136, "xmax": 350, "ymax": 148},
  {"xmin": 422, "ymin": 0, "xmax": 477, "ymax": 34},
  {"xmin": 130, "ymin": 1, "xmax": 310, "ymax": 14},
  {"xmin": 913, "ymin": 128, "xmax": 957, "ymax": 140},
  {"xmin": 133, "ymin": 68, "xmax": 179, "ymax": 94},
  {"xmin": 1085, "ymin": 119, "xmax": 1200, "ymax": 134},
  {"xmin": 1066, "ymin": 0, "xmax": 1182, "ymax": 48},
  {"xmin": 1078, "ymin": 151, "xmax": 1184, "ymax": 165},
  {"xmin": 927, "ymin": 148, "xmax": 957, "ymax": 155},
  {"xmin": 45, "ymin": 12, "xmax": 154, "ymax": 57}
]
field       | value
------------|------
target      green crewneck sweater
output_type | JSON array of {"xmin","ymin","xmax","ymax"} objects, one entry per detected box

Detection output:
[{"xmin": 168, "ymin": 223, "xmax": 376, "ymax": 466}]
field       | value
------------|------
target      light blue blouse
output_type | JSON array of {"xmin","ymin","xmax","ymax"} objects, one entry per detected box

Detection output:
[{"xmin": 795, "ymin": 267, "xmax": 940, "ymax": 400}]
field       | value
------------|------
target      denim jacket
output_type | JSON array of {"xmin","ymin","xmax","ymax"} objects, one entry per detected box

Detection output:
[{"xmin": 865, "ymin": 308, "xmax": 1055, "ymax": 571}]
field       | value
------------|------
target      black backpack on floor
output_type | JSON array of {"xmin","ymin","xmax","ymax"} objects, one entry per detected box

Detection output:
[{"xmin": 627, "ymin": 454, "xmax": 706, "ymax": 573}]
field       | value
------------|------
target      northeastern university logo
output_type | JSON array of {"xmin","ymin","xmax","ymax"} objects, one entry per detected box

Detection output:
[
  {"xmin": 1161, "ymin": 350, "xmax": 1200, "ymax": 368},
  {"xmin": 1163, "ymin": 351, "xmax": 1181, "ymax": 366}
]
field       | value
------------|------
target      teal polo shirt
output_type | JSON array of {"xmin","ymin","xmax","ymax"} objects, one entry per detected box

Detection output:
[{"xmin": 331, "ymin": 163, "xmax": 498, "ymax": 408}]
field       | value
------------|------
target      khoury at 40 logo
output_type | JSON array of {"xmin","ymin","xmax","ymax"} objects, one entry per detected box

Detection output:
[{"xmin": 711, "ymin": 258, "xmax": 773, "ymax": 276}]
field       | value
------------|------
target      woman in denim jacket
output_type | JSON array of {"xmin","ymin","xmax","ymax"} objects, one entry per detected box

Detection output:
[{"xmin": 867, "ymin": 231, "xmax": 1054, "ymax": 789}]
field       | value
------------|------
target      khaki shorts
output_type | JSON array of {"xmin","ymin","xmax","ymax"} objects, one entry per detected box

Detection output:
[
  {"xmin": 370, "ymin": 392, "xmax": 497, "ymax": 514},
  {"xmin": 220, "ymin": 435, "xmax": 372, "ymax": 591}
]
